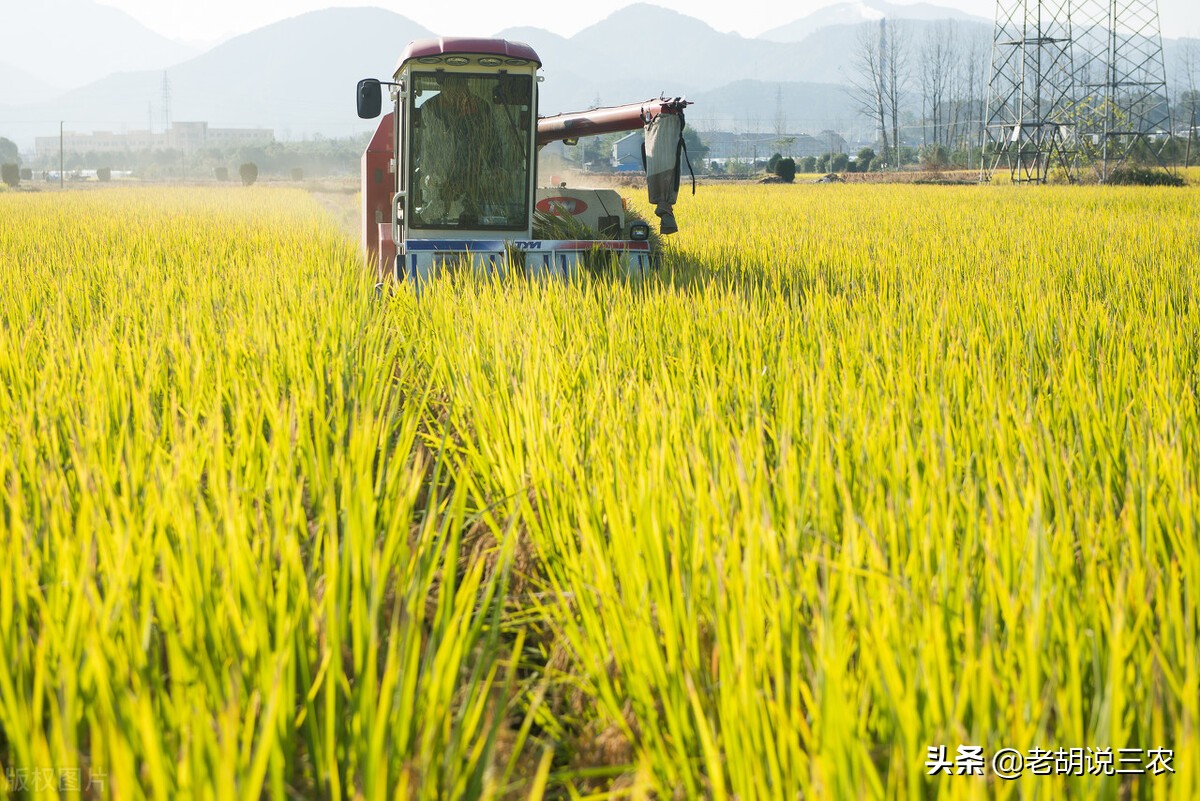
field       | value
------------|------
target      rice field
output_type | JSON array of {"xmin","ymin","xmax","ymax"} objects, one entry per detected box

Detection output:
[{"xmin": 1, "ymin": 182, "xmax": 1198, "ymax": 800}]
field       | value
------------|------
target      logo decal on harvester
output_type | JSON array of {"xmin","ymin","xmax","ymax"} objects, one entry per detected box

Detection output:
[{"xmin": 535, "ymin": 196, "xmax": 588, "ymax": 215}]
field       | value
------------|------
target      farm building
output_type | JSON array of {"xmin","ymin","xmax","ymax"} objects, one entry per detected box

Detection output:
[{"xmin": 612, "ymin": 132, "xmax": 643, "ymax": 171}]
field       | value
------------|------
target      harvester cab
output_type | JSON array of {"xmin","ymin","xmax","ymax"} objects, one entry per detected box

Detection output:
[{"xmin": 357, "ymin": 37, "xmax": 691, "ymax": 283}]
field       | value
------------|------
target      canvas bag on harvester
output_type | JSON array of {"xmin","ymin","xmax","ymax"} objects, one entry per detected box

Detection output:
[{"xmin": 642, "ymin": 107, "xmax": 693, "ymax": 235}]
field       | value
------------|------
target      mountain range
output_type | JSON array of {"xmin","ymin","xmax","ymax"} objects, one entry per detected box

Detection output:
[
  {"xmin": 760, "ymin": 0, "xmax": 987, "ymax": 42},
  {"xmin": 2, "ymin": 0, "xmax": 197, "ymax": 92},
  {"xmin": 2, "ymin": 1, "xmax": 1195, "ymax": 150}
]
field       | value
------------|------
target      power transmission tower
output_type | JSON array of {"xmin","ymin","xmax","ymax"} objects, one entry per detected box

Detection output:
[
  {"xmin": 161, "ymin": 72, "xmax": 172, "ymax": 133},
  {"xmin": 1072, "ymin": 0, "xmax": 1173, "ymax": 180},
  {"xmin": 981, "ymin": 0, "xmax": 1080, "ymax": 183}
]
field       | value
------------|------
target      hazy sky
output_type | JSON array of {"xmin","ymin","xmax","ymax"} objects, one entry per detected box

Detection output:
[{"xmin": 99, "ymin": 0, "xmax": 1200, "ymax": 46}]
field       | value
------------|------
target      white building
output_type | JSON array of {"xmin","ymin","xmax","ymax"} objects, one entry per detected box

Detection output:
[
  {"xmin": 35, "ymin": 121, "xmax": 274, "ymax": 158},
  {"xmin": 612, "ymin": 132, "xmax": 643, "ymax": 171}
]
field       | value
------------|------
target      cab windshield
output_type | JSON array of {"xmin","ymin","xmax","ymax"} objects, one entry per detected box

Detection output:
[{"xmin": 409, "ymin": 72, "xmax": 533, "ymax": 231}]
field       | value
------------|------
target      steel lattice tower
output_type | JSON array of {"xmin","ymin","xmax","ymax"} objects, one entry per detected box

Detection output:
[
  {"xmin": 982, "ymin": 0, "xmax": 1080, "ymax": 183},
  {"xmin": 162, "ymin": 72, "xmax": 172, "ymax": 133},
  {"xmin": 1073, "ymin": 0, "xmax": 1173, "ymax": 180}
]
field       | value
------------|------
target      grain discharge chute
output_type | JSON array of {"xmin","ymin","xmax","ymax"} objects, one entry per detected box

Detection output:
[{"xmin": 357, "ymin": 37, "xmax": 692, "ymax": 282}]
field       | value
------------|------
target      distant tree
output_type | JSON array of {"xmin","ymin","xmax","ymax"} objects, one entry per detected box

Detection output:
[
  {"xmin": 0, "ymin": 137, "xmax": 18, "ymax": 165},
  {"xmin": 800, "ymin": 155, "xmax": 818, "ymax": 173},
  {"xmin": 850, "ymin": 22, "xmax": 891, "ymax": 165},
  {"xmin": 727, "ymin": 158, "xmax": 752, "ymax": 178},
  {"xmin": 1180, "ymin": 41, "xmax": 1198, "ymax": 166},
  {"xmin": 20, "ymin": 168, "xmax": 32, "ymax": 180},
  {"xmin": 831, "ymin": 153, "xmax": 850, "ymax": 171},
  {"xmin": 918, "ymin": 21, "xmax": 956, "ymax": 148},
  {"xmin": 850, "ymin": 19, "xmax": 912, "ymax": 168},
  {"xmin": 920, "ymin": 144, "xmax": 949, "ymax": 170},
  {"xmin": 97, "ymin": 167, "xmax": 111, "ymax": 182},
  {"xmin": 682, "ymin": 128, "xmax": 709, "ymax": 163},
  {"xmin": 238, "ymin": 146, "xmax": 268, "ymax": 168},
  {"xmin": 239, "ymin": 162, "xmax": 258, "ymax": 186},
  {"xmin": 774, "ymin": 157, "xmax": 796, "ymax": 183},
  {"xmin": 885, "ymin": 22, "xmax": 913, "ymax": 170},
  {"xmin": 1, "ymin": 163, "xmax": 19, "ymax": 187},
  {"xmin": 1182, "ymin": 89, "xmax": 1200, "ymax": 167},
  {"xmin": 767, "ymin": 152, "xmax": 782, "ymax": 173},
  {"xmin": 1109, "ymin": 165, "xmax": 1185, "ymax": 186},
  {"xmin": 857, "ymin": 146, "xmax": 877, "ymax": 172}
]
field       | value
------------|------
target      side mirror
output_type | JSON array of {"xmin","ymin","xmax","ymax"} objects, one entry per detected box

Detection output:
[{"xmin": 357, "ymin": 78, "xmax": 382, "ymax": 119}]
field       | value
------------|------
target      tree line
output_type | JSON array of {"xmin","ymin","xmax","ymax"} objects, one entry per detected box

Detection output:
[
  {"xmin": 7, "ymin": 136, "xmax": 373, "ymax": 181},
  {"xmin": 848, "ymin": 19, "xmax": 1200, "ymax": 171}
]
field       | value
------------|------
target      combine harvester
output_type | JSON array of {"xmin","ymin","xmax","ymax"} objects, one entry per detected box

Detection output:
[{"xmin": 356, "ymin": 37, "xmax": 692, "ymax": 282}]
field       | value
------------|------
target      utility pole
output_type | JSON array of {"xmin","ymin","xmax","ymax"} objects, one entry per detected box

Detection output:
[{"xmin": 59, "ymin": 121, "xmax": 64, "ymax": 189}]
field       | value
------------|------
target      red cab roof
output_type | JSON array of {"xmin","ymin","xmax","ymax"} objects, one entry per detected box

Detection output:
[{"xmin": 396, "ymin": 38, "xmax": 542, "ymax": 72}]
